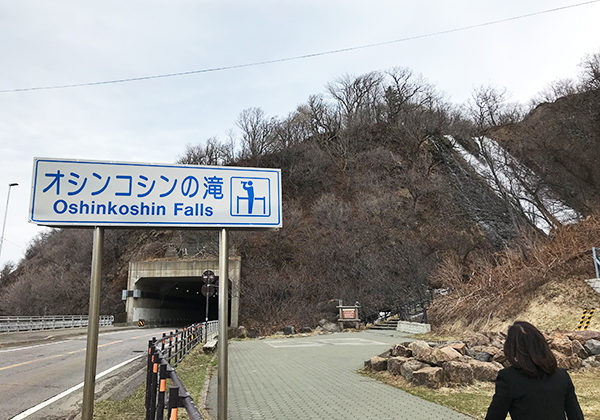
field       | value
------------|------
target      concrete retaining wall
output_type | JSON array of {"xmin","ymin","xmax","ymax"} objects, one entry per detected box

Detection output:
[{"xmin": 396, "ymin": 321, "xmax": 431, "ymax": 334}]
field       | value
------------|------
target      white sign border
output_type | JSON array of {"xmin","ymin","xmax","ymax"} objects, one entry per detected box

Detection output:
[{"xmin": 29, "ymin": 157, "xmax": 282, "ymax": 228}]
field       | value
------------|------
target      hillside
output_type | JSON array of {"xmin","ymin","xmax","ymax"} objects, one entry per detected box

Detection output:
[
  {"xmin": 1, "ymin": 54, "xmax": 599, "ymax": 334},
  {"xmin": 428, "ymin": 215, "xmax": 600, "ymax": 333}
]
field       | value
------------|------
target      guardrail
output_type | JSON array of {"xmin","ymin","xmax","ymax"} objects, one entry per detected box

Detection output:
[
  {"xmin": 145, "ymin": 321, "xmax": 218, "ymax": 420},
  {"xmin": 0, "ymin": 315, "xmax": 114, "ymax": 333}
]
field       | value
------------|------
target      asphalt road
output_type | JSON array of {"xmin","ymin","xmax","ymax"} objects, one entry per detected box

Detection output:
[{"xmin": 0, "ymin": 327, "xmax": 165, "ymax": 419}]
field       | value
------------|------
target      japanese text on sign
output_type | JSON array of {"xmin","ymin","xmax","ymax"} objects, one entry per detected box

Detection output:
[{"xmin": 29, "ymin": 158, "xmax": 282, "ymax": 228}]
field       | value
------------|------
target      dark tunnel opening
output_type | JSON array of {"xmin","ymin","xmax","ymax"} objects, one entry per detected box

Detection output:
[{"xmin": 134, "ymin": 276, "xmax": 231, "ymax": 326}]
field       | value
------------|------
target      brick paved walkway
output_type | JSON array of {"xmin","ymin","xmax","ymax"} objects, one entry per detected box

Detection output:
[{"xmin": 206, "ymin": 330, "xmax": 472, "ymax": 419}]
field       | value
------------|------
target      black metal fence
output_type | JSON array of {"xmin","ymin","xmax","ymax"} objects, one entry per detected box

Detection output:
[{"xmin": 145, "ymin": 321, "xmax": 218, "ymax": 420}]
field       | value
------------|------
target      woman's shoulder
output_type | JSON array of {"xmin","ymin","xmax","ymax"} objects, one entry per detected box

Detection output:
[
  {"xmin": 499, "ymin": 366, "xmax": 570, "ymax": 381},
  {"xmin": 497, "ymin": 366, "xmax": 520, "ymax": 378}
]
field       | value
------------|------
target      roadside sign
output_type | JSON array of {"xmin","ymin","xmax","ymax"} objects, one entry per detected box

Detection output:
[
  {"xmin": 29, "ymin": 157, "xmax": 282, "ymax": 228},
  {"xmin": 341, "ymin": 308, "xmax": 358, "ymax": 320}
]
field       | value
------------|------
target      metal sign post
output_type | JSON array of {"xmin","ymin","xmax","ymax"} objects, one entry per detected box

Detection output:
[
  {"xmin": 218, "ymin": 228, "xmax": 229, "ymax": 420},
  {"xmin": 81, "ymin": 226, "xmax": 104, "ymax": 420}
]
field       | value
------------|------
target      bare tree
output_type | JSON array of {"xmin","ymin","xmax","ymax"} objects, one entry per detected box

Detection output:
[
  {"xmin": 467, "ymin": 86, "xmax": 523, "ymax": 132},
  {"xmin": 383, "ymin": 67, "xmax": 437, "ymax": 121},
  {"xmin": 178, "ymin": 137, "xmax": 227, "ymax": 165},
  {"xmin": 326, "ymin": 72, "xmax": 383, "ymax": 126},
  {"xmin": 530, "ymin": 78, "xmax": 578, "ymax": 106},
  {"xmin": 236, "ymin": 107, "xmax": 276, "ymax": 164},
  {"xmin": 580, "ymin": 52, "xmax": 600, "ymax": 90}
]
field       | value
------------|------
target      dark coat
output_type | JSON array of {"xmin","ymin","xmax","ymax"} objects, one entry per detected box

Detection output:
[{"xmin": 485, "ymin": 366, "xmax": 584, "ymax": 420}]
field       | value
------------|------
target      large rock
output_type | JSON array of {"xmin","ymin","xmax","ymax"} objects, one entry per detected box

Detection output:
[
  {"xmin": 442, "ymin": 361, "xmax": 474, "ymax": 385},
  {"xmin": 412, "ymin": 367, "xmax": 443, "ymax": 388},
  {"xmin": 472, "ymin": 345, "xmax": 501, "ymax": 357},
  {"xmin": 318, "ymin": 319, "xmax": 341, "ymax": 333},
  {"xmin": 553, "ymin": 350, "xmax": 582, "ymax": 370},
  {"xmin": 449, "ymin": 342, "xmax": 467, "ymax": 355},
  {"xmin": 316, "ymin": 300, "xmax": 341, "ymax": 322},
  {"xmin": 283, "ymin": 325, "xmax": 295, "ymax": 335},
  {"xmin": 235, "ymin": 326, "xmax": 247, "ymax": 338},
  {"xmin": 474, "ymin": 352, "xmax": 493, "ymax": 362},
  {"xmin": 430, "ymin": 346, "xmax": 462, "ymax": 365},
  {"xmin": 571, "ymin": 339, "xmax": 589, "ymax": 359},
  {"xmin": 492, "ymin": 351, "xmax": 508, "ymax": 367},
  {"xmin": 469, "ymin": 360, "xmax": 502, "ymax": 382},
  {"xmin": 566, "ymin": 330, "xmax": 600, "ymax": 344},
  {"xmin": 582, "ymin": 356, "xmax": 600, "ymax": 368},
  {"xmin": 387, "ymin": 356, "xmax": 410, "ymax": 375},
  {"xmin": 408, "ymin": 341, "xmax": 433, "ymax": 363},
  {"xmin": 391, "ymin": 344, "xmax": 412, "ymax": 357},
  {"xmin": 379, "ymin": 349, "xmax": 392, "ymax": 358},
  {"xmin": 369, "ymin": 356, "xmax": 389, "ymax": 371},
  {"xmin": 400, "ymin": 359, "xmax": 427, "ymax": 381},
  {"xmin": 462, "ymin": 333, "xmax": 491, "ymax": 347},
  {"xmin": 550, "ymin": 333, "xmax": 575, "ymax": 356},
  {"xmin": 584, "ymin": 339, "xmax": 600, "ymax": 356}
]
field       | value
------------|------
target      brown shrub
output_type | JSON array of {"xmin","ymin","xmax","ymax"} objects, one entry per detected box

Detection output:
[{"xmin": 429, "ymin": 214, "xmax": 600, "ymax": 330}]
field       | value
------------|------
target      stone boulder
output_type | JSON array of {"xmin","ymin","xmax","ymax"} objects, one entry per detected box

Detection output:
[
  {"xmin": 462, "ymin": 332, "xmax": 491, "ymax": 348},
  {"xmin": 492, "ymin": 352, "xmax": 508, "ymax": 367},
  {"xmin": 571, "ymin": 339, "xmax": 589, "ymax": 359},
  {"xmin": 549, "ymin": 333, "xmax": 575, "ymax": 356},
  {"xmin": 408, "ymin": 341, "xmax": 433, "ymax": 363},
  {"xmin": 235, "ymin": 326, "xmax": 247, "ymax": 338},
  {"xmin": 391, "ymin": 344, "xmax": 412, "ymax": 357},
  {"xmin": 553, "ymin": 350, "xmax": 582, "ymax": 370},
  {"xmin": 400, "ymin": 359, "xmax": 427, "ymax": 381},
  {"xmin": 387, "ymin": 356, "xmax": 410, "ymax": 375},
  {"xmin": 474, "ymin": 352, "xmax": 493, "ymax": 362},
  {"xmin": 369, "ymin": 356, "xmax": 388, "ymax": 371},
  {"xmin": 584, "ymin": 339, "xmax": 600, "ymax": 356},
  {"xmin": 472, "ymin": 345, "xmax": 501, "ymax": 357},
  {"xmin": 442, "ymin": 361, "xmax": 474, "ymax": 385},
  {"xmin": 412, "ymin": 367, "xmax": 443, "ymax": 388},
  {"xmin": 449, "ymin": 342, "xmax": 467, "ymax": 355},
  {"xmin": 582, "ymin": 356, "xmax": 600, "ymax": 368},
  {"xmin": 430, "ymin": 346, "xmax": 462, "ymax": 365},
  {"xmin": 566, "ymin": 330, "xmax": 600, "ymax": 344},
  {"xmin": 283, "ymin": 325, "xmax": 295, "ymax": 335},
  {"xmin": 316, "ymin": 300, "xmax": 341, "ymax": 322},
  {"xmin": 469, "ymin": 360, "xmax": 502, "ymax": 382},
  {"xmin": 318, "ymin": 319, "xmax": 341, "ymax": 333},
  {"xmin": 378, "ymin": 349, "xmax": 392, "ymax": 358}
]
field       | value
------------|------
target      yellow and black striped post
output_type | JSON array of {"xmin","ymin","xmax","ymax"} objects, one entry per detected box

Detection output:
[
  {"xmin": 583, "ymin": 308, "xmax": 595, "ymax": 331},
  {"xmin": 577, "ymin": 309, "xmax": 589, "ymax": 331}
]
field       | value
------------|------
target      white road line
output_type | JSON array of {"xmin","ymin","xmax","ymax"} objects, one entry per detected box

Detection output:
[
  {"xmin": 10, "ymin": 354, "xmax": 143, "ymax": 420},
  {"xmin": 0, "ymin": 328, "xmax": 158, "ymax": 353},
  {"xmin": 0, "ymin": 340, "xmax": 71, "ymax": 353}
]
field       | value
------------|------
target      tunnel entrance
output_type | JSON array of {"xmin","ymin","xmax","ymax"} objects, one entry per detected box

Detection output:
[{"xmin": 125, "ymin": 258, "xmax": 240, "ymax": 327}]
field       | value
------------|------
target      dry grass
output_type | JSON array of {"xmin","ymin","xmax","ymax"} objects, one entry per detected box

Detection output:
[
  {"xmin": 363, "ymin": 368, "xmax": 600, "ymax": 420},
  {"xmin": 429, "ymin": 216, "xmax": 600, "ymax": 333},
  {"xmin": 93, "ymin": 347, "xmax": 215, "ymax": 420}
]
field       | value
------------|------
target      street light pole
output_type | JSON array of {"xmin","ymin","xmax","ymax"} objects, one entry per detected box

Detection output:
[{"xmin": 0, "ymin": 182, "xmax": 18, "ymax": 264}]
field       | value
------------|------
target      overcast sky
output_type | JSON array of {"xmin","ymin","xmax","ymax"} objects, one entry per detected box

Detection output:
[{"xmin": 1, "ymin": 0, "xmax": 599, "ymax": 268}]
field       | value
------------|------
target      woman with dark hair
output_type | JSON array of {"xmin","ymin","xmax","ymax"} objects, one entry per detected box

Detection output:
[{"xmin": 485, "ymin": 321, "xmax": 584, "ymax": 420}]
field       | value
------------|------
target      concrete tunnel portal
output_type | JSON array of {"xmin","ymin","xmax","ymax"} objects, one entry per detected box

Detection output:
[{"xmin": 125, "ymin": 258, "xmax": 240, "ymax": 327}]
